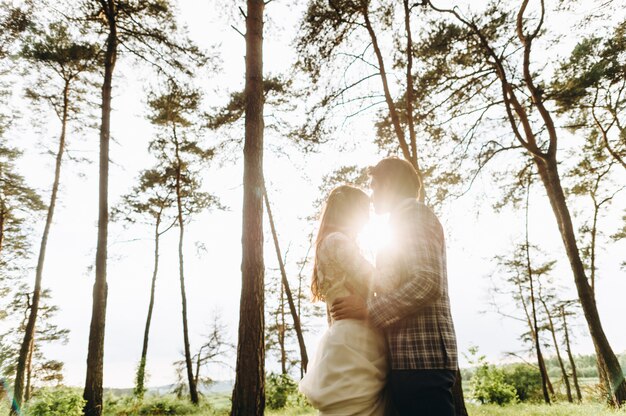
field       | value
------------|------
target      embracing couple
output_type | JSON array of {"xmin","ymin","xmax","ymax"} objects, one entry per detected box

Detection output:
[{"xmin": 299, "ymin": 158, "xmax": 458, "ymax": 415}]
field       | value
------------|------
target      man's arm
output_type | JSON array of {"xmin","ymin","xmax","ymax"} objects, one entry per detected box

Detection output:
[{"xmin": 367, "ymin": 205, "xmax": 445, "ymax": 328}]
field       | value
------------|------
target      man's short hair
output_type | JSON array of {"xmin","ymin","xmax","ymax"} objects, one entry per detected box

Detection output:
[{"xmin": 368, "ymin": 157, "xmax": 422, "ymax": 200}]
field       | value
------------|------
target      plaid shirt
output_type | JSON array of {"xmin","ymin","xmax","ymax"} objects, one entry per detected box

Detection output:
[{"xmin": 367, "ymin": 198, "xmax": 458, "ymax": 371}]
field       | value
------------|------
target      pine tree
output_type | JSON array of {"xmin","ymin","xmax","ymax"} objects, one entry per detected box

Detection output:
[
  {"xmin": 231, "ymin": 1, "xmax": 266, "ymax": 414},
  {"xmin": 11, "ymin": 21, "xmax": 98, "ymax": 414},
  {"xmin": 112, "ymin": 167, "xmax": 177, "ymax": 400},
  {"xmin": 147, "ymin": 80, "xmax": 221, "ymax": 404}
]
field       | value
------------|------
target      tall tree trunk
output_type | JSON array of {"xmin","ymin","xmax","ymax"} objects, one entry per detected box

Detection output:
[
  {"xmin": 535, "ymin": 157, "xmax": 626, "ymax": 406},
  {"xmin": 296, "ymin": 235, "xmax": 312, "ymax": 379},
  {"xmin": 531, "ymin": 296, "xmax": 552, "ymax": 403},
  {"xmin": 279, "ymin": 281, "xmax": 287, "ymax": 375},
  {"xmin": 589, "ymin": 200, "xmax": 599, "ymax": 296},
  {"xmin": 524, "ymin": 180, "xmax": 551, "ymax": 404},
  {"xmin": 263, "ymin": 188, "xmax": 308, "ymax": 373},
  {"xmin": 11, "ymin": 80, "xmax": 70, "ymax": 416},
  {"xmin": 24, "ymin": 339, "xmax": 33, "ymax": 403},
  {"xmin": 231, "ymin": 1, "xmax": 265, "ymax": 414},
  {"xmin": 361, "ymin": 1, "xmax": 424, "ymax": 194},
  {"xmin": 135, "ymin": 214, "xmax": 162, "ymax": 399},
  {"xmin": 402, "ymin": 0, "xmax": 419, "ymax": 183},
  {"xmin": 515, "ymin": 269, "xmax": 554, "ymax": 397},
  {"xmin": 561, "ymin": 305, "xmax": 583, "ymax": 402},
  {"xmin": 84, "ymin": 4, "xmax": 116, "ymax": 414},
  {"xmin": 174, "ymin": 135, "xmax": 199, "ymax": 405},
  {"xmin": 0, "ymin": 205, "xmax": 5, "ymax": 256},
  {"xmin": 540, "ymin": 297, "xmax": 573, "ymax": 402}
]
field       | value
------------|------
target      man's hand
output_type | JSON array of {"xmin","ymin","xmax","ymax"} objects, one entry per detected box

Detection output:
[{"xmin": 330, "ymin": 293, "xmax": 369, "ymax": 321}]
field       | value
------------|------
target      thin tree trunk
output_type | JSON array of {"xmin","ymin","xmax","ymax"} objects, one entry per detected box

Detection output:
[
  {"xmin": 231, "ymin": 1, "xmax": 265, "ymax": 414},
  {"xmin": 540, "ymin": 297, "xmax": 573, "ymax": 402},
  {"xmin": 84, "ymin": 6, "xmax": 116, "ymax": 412},
  {"xmin": 279, "ymin": 281, "xmax": 286, "ymax": 375},
  {"xmin": 524, "ymin": 179, "xmax": 551, "ymax": 404},
  {"xmin": 561, "ymin": 305, "xmax": 583, "ymax": 402},
  {"xmin": 361, "ymin": 1, "xmax": 425, "ymax": 196},
  {"xmin": 11, "ymin": 80, "xmax": 70, "ymax": 416},
  {"xmin": 530, "ymin": 289, "xmax": 552, "ymax": 403},
  {"xmin": 135, "ymin": 214, "xmax": 162, "ymax": 399},
  {"xmin": 0, "ymin": 205, "xmax": 5, "ymax": 256},
  {"xmin": 589, "ymin": 199, "xmax": 599, "ymax": 296},
  {"xmin": 194, "ymin": 345, "xmax": 206, "ymax": 390},
  {"xmin": 515, "ymin": 268, "xmax": 554, "ymax": 397},
  {"xmin": 263, "ymin": 188, "xmax": 308, "ymax": 373},
  {"xmin": 174, "ymin": 134, "xmax": 199, "ymax": 405},
  {"xmin": 535, "ymin": 157, "xmax": 626, "ymax": 406},
  {"xmin": 24, "ymin": 339, "xmax": 33, "ymax": 403},
  {"xmin": 296, "ymin": 235, "xmax": 312, "ymax": 379},
  {"xmin": 402, "ymin": 0, "xmax": 418, "ymax": 176}
]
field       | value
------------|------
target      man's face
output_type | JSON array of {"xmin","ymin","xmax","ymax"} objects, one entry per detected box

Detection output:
[{"xmin": 370, "ymin": 176, "xmax": 390, "ymax": 214}]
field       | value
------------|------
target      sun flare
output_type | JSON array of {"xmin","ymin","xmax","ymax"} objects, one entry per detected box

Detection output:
[{"xmin": 358, "ymin": 213, "xmax": 393, "ymax": 261}]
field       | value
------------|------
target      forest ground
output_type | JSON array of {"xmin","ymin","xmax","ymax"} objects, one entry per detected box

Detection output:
[
  {"xmin": 196, "ymin": 399, "xmax": 626, "ymax": 416},
  {"xmin": 3, "ymin": 391, "xmax": 626, "ymax": 415}
]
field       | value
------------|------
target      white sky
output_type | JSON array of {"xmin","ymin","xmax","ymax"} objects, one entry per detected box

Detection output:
[{"xmin": 3, "ymin": 0, "xmax": 625, "ymax": 388}]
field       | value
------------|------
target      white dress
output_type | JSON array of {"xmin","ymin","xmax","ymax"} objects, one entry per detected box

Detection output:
[{"xmin": 299, "ymin": 232, "xmax": 388, "ymax": 416}]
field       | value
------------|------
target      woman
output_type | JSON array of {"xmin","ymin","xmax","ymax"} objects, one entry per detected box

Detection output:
[{"xmin": 299, "ymin": 185, "xmax": 388, "ymax": 415}]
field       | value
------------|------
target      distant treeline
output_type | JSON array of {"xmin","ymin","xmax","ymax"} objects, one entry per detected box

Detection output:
[{"xmin": 462, "ymin": 352, "xmax": 626, "ymax": 381}]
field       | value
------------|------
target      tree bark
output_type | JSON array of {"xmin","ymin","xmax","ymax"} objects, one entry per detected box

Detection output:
[
  {"xmin": 231, "ymin": 1, "xmax": 265, "ymax": 414},
  {"xmin": 263, "ymin": 188, "xmax": 308, "ymax": 373},
  {"xmin": 11, "ymin": 80, "xmax": 70, "ymax": 416},
  {"xmin": 135, "ymin": 213, "xmax": 162, "ymax": 399},
  {"xmin": 0, "ymin": 205, "xmax": 5, "ymax": 257},
  {"xmin": 173, "ymin": 133, "xmax": 199, "ymax": 405},
  {"xmin": 84, "ymin": 4, "xmax": 116, "ymax": 413},
  {"xmin": 561, "ymin": 305, "xmax": 583, "ymax": 402},
  {"xmin": 24, "ymin": 339, "xmax": 33, "ymax": 403},
  {"xmin": 535, "ymin": 157, "xmax": 626, "ymax": 406}
]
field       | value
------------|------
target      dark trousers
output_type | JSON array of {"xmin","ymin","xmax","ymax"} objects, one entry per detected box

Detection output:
[{"xmin": 387, "ymin": 369, "xmax": 456, "ymax": 416}]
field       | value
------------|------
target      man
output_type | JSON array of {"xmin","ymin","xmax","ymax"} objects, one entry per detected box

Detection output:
[{"xmin": 331, "ymin": 157, "xmax": 458, "ymax": 415}]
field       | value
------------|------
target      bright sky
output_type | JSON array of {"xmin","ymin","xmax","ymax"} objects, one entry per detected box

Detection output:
[{"xmin": 4, "ymin": 0, "xmax": 625, "ymax": 389}]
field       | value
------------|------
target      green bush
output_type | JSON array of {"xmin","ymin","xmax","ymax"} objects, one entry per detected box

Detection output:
[
  {"xmin": 468, "ymin": 348, "xmax": 518, "ymax": 405},
  {"xmin": 266, "ymin": 373, "xmax": 299, "ymax": 410},
  {"xmin": 503, "ymin": 364, "xmax": 543, "ymax": 402},
  {"xmin": 104, "ymin": 395, "xmax": 199, "ymax": 416},
  {"xmin": 27, "ymin": 388, "xmax": 85, "ymax": 416},
  {"xmin": 137, "ymin": 397, "xmax": 196, "ymax": 415}
]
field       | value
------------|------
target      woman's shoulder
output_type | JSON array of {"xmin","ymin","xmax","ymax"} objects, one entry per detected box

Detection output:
[
  {"xmin": 319, "ymin": 231, "xmax": 351, "ymax": 250},
  {"xmin": 318, "ymin": 231, "xmax": 354, "ymax": 259}
]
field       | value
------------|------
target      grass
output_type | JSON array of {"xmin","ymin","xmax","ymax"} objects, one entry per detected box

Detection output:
[
  {"xmin": 4, "ymin": 393, "xmax": 626, "ymax": 415},
  {"xmin": 466, "ymin": 402, "xmax": 626, "ymax": 416}
]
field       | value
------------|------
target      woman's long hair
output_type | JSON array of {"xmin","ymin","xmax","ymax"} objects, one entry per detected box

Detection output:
[{"xmin": 311, "ymin": 185, "xmax": 370, "ymax": 302}]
